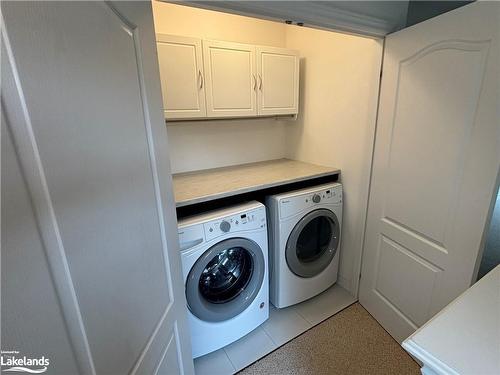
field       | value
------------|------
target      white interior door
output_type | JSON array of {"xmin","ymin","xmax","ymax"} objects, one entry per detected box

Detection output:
[
  {"xmin": 256, "ymin": 46, "xmax": 299, "ymax": 116},
  {"xmin": 1, "ymin": 2, "xmax": 194, "ymax": 374},
  {"xmin": 359, "ymin": 1, "xmax": 499, "ymax": 342},
  {"xmin": 203, "ymin": 40, "xmax": 257, "ymax": 117},
  {"xmin": 156, "ymin": 34, "xmax": 207, "ymax": 119}
]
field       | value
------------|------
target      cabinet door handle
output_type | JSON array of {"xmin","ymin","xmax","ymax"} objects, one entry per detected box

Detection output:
[
  {"xmin": 253, "ymin": 74, "xmax": 257, "ymax": 90},
  {"xmin": 198, "ymin": 70, "xmax": 203, "ymax": 89},
  {"xmin": 258, "ymin": 74, "xmax": 262, "ymax": 90}
]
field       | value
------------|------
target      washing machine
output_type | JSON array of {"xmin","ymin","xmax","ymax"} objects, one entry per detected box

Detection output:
[
  {"xmin": 177, "ymin": 201, "xmax": 269, "ymax": 358},
  {"xmin": 266, "ymin": 183, "xmax": 342, "ymax": 308}
]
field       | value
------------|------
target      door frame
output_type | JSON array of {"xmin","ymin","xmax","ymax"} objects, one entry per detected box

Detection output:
[
  {"xmin": 471, "ymin": 169, "xmax": 500, "ymax": 282},
  {"xmin": 353, "ymin": 38, "xmax": 386, "ymax": 299}
]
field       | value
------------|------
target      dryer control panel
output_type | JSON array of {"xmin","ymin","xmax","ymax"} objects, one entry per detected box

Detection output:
[
  {"xmin": 279, "ymin": 185, "xmax": 342, "ymax": 220},
  {"xmin": 204, "ymin": 208, "xmax": 266, "ymax": 241}
]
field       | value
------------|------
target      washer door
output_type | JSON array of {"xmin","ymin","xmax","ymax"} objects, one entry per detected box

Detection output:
[
  {"xmin": 186, "ymin": 238, "xmax": 265, "ymax": 322},
  {"xmin": 286, "ymin": 209, "xmax": 340, "ymax": 278}
]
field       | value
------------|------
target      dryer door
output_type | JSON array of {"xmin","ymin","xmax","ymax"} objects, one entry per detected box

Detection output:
[
  {"xmin": 186, "ymin": 238, "xmax": 265, "ymax": 322},
  {"xmin": 286, "ymin": 209, "xmax": 340, "ymax": 278}
]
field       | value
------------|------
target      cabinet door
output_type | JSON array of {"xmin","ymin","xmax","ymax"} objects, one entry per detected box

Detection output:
[
  {"xmin": 157, "ymin": 34, "xmax": 206, "ymax": 119},
  {"xmin": 256, "ymin": 46, "xmax": 299, "ymax": 116},
  {"xmin": 203, "ymin": 40, "xmax": 257, "ymax": 117}
]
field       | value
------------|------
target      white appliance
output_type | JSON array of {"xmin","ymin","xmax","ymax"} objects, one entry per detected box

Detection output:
[
  {"xmin": 266, "ymin": 183, "xmax": 343, "ymax": 308},
  {"xmin": 177, "ymin": 201, "xmax": 269, "ymax": 358}
]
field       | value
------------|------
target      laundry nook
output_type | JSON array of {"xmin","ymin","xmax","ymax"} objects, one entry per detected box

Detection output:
[{"xmin": 2, "ymin": 1, "xmax": 499, "ymax": 375}]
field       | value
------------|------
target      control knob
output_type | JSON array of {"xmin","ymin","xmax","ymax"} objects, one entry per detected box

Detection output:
[
  {"xmin": 220, "ymin": 221, "xmax": 231, "ymax": 232},
  {"xmin": 312, "ymin": 194, "xmax": 321, "ymax": 203}
]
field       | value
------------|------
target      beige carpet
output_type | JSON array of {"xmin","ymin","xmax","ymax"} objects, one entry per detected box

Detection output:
[{"xmin": 239, "ymin": 303, "xmax": 420, "ymax": 375}]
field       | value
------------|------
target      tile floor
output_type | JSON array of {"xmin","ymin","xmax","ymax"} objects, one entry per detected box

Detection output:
[{"xmin": 194, "ymin": 284, "xmax": 356, "ymax": 375}]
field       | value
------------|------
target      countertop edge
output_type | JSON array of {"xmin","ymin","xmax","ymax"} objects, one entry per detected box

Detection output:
[
  {"xmin": 402, "ymin": 339, "xmax": 459, "ymax": 375},
  {"xmin": 174, "ymin": 167, "xmax": 340, "ymax": 207}
]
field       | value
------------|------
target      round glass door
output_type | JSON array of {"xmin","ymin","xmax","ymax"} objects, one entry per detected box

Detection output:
[
  {"xmin": 296, "ymin": 216, "xmax": 333, "ymax": 263},
  {"xmin": 199, "ymin": 247, "xmax": 253, "ymax": 304},
  {"xmin": 286, "ymin": 209, "xmax": 340, "ymax": 278},
  {"xmin": 186, "ymin": 238, "xmax": 265, "ymax": 322}
]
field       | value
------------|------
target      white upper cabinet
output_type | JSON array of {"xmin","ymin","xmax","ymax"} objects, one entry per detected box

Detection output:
[
  {"xmin": 156, "ymin": 36, "xmax": 299, "ymax": 120},
  {"xmin": 156, "ymin": 34, "xmax": 206, "ymax": 119},
  {"xmin": 203, "ymin": 40, "xmax": 257, "ymax": 118},
  {"xmin": 256, "ymin": 46, "xmax": 299, "ymax": 116}
]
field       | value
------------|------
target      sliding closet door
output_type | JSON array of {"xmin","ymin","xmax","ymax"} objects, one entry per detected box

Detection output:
[
  {"xmin": 1, "ymin": 2, "xmax": 193, "ymax": 374},
  {"xmin": 359, "ymin": 1, "xmax": 499, "ymax": 342}
]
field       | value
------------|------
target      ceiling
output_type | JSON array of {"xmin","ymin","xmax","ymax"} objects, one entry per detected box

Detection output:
[
  {"xmin": 169, "ymin": 1, "xmax": 473, "ymax": 38},
  {"xmin": 174, "ymin": 1, "xmax": 411, "ymax": 38}
]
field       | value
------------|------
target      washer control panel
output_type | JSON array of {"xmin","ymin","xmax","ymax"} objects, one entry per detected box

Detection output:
[
  {"xmin": 279, "ymin": 185, "xmax": 342, "ymax": 220},
  {"xmin": 204, "ymin": 208, "xmax": 266, "ymax": 241}
]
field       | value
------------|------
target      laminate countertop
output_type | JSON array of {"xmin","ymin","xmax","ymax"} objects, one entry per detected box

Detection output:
[{"xmin": 172, "ymin": 158, "xmax": 340, "ymax": 207}]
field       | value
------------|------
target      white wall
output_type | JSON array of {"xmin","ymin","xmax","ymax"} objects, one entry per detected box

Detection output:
[
  {"xmin": 166, "ymin": 119, "xmax": 286, "ymax": 173},
  {"xmin": 152, "ymin": 1, "xmax": 287, "ymax": 46},
  {"xmin": 285, "ymin": 26, "xmax": 383, "ymax": 295},
  {"xmin": 152, "ymin": 1, "xmax": 288, "ymax": 174}
]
